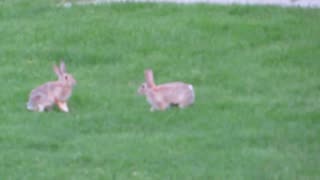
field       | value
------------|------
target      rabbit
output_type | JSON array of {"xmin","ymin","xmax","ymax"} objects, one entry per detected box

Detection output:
[
  {"xmin": 26, "ymin": 61, "xmax": 76, "ymax": 112},
  {"xmin": 138, "ymin": 69, "xmax": 195, "ymax": 111}
]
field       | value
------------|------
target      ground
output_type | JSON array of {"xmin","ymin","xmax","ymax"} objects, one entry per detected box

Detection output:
[
  {"xmin": 63, "ymin": 0, "xmax": 320, "ymax": 8},
  {"xmin": 1, "ymin": 1, "xmax": 320, "ymax": 179}
]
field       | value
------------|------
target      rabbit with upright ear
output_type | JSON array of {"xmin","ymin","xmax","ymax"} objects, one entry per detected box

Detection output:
[
  {"xmin": 138, "ymin": 69, "xmax": 195, "ymax": 111},
  {"xmin": 27, "ymin": 61, "xmax": 77, "ymax": 112}
]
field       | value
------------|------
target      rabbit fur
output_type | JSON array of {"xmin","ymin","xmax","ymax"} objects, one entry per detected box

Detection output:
[
  {"xmin": 26, "ymin": 61, "xmax": 76, "ymax": 112},
  {"xmin": 138, "ymin": 69, "xmax": 195, "ymax": 111}
]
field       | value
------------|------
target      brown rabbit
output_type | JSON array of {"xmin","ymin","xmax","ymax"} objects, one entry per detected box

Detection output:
[
  {"xmin": 26, "ymin": 61, "xmax": 76, "ymax": 112},
  {"xmin": 138, "ymin": 69, "xmax": 195, "ymax": 111}
]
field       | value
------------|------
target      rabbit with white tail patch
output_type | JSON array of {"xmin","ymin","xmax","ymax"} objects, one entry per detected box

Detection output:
[
  {"xmin": 138, "ymin": 69, "xmax": 195, "ymax": 111},
  {"xmin": 27, "ymin": 61, "xmax": 76, "ymax": 112}
]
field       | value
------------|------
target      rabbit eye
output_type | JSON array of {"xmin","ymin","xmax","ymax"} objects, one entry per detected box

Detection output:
[{"xmin": 65, "ymin": 76, "xmax": 68, "ymax": 80}]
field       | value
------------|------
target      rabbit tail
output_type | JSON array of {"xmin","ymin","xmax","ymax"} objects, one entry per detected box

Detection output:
[
  {"xmin": 189, "ymin": 85, "xmax": 195, "ymax": 100},
  {"xmin": 26, "ymin": 101, "xmax": 34, "ymax": 111}
]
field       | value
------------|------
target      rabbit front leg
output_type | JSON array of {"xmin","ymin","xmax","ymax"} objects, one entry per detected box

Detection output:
[
  {"xmin": 152, "ymin": 101, "xmax": 169, "ymax": 111},
  {"xmin": 149, "ymin": 101, "xmax": 167, "ymax": 112},
  {"xmin": 56, "ymin": 100, "xmax": 69, "ymax": 112},
  {"xmin": 159, "ymin": 102, "xmax": 170, "ymax": 111}
]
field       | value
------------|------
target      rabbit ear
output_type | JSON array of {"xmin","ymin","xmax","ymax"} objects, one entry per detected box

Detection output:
[
  {"xmin": 60, "ymin": 61, "xmax": 66, "ymax": 73},
  {"xmin": 53, "ymin": 64, "xmax": 62, "ymax": 77},
  {"xmin": 145, "ymin": 69, "xmax": 156, "ymax": 88}
]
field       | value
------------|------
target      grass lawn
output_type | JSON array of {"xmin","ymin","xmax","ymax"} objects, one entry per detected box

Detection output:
[{"xmin": 0, "ymin": 0, "xmax": 320, "ymax": 179}]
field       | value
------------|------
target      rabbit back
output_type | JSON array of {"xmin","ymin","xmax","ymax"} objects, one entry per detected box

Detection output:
[
  {"xmin": 27, "ymin": 82, "xmax": 56, "ymax": 111},
  {"xmin": 156, "ymin": 82, "xmax": 195, "ymax": 107}
]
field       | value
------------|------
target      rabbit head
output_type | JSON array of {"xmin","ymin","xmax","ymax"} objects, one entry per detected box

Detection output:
[
  {"xmin": 138, "ymin": 82, "xmax": 150, "ymax": 95},
  {"xmin": 54, "ymin": 61, "xmax": 76, "ymax": 87}
]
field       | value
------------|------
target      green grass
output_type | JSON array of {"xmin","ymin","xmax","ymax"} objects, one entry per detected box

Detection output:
[{"xmin": 1, "ymin": 0, "xmax": 320, "ymax": 179}]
